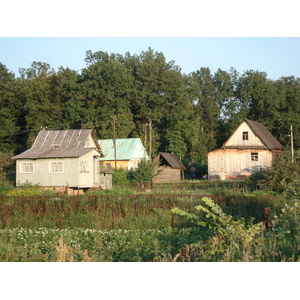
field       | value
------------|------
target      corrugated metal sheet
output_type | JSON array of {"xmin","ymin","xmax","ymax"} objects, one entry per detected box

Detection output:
[
  {"xmin": 98, "ymin": 138, "xmax": 149, "ymax": 161},
  {"xmin": 12, "ymin": 129, "xmax": 103, "ymax": 159}
]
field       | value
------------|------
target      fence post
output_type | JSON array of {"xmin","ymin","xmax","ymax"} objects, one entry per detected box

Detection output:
[
  {"xmin": 263, "ymin": 208, "xmax": 269, "ymax": 230},
  {"xmin": 111, "ymin": 203, "xmax": 115, "ymax": 229},
  {"xmin": 59, "ymin": 203, "xmax": 63, "ymax": 230},
  {"xmin": 171, "ymin": 203, "xmax": 175, "ymax": 229}
]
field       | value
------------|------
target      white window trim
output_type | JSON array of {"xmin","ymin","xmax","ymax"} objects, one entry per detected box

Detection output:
[
  {"xmin": 49, "ymin": 161, "xmax": 64, "ymax": 173},
  {"xmin": 80, "ymin": 161, "xmax": 90, "ymax": 173},
  {"xmin": 20, "ymin": 162, "xmax": 34, "ymax": 173}
]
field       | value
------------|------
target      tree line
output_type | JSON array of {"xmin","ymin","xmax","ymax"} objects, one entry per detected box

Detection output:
[{"xmin": 1, "ymin": 48, "xmax": 299, "ymax": 180}]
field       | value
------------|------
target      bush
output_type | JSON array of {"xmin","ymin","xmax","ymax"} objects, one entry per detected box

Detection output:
[
  {"xmin": 5, "ymin": 181, "xmax": 55, "ymax": 196},
  {"xmin": 129, "ymin": 160, "xmax": 156, "ymax": 183},
  {"xmin": 0, "ymin": 181, "xmax": 14, "ymax": 196},
  {"xmin": 112, "ymin": 169, "xmax": 131, "ymax": 184},
  {"xmin": 245, "ymin": 151, "xmax": 300, "ymax": 196}
]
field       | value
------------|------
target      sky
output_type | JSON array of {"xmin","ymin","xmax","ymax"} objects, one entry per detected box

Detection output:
[
  {"xmin": 1, "ymin": 1, "xmax": 300, "ymax": 81},
  {"xmin": 1, "ymin": 37, "xmax": 300, "ymax": 80}
]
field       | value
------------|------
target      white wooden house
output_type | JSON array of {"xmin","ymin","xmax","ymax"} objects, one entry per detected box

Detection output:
[
  {"xmin": 207, "ymin": 118, "xmax": 284, "ymax": 180},
  {"xmin": 12, "ymin": 129, "xmax": 113, "ymax": 193}
]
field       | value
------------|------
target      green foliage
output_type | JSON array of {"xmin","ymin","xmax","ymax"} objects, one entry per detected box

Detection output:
[
  {"xmin": 1, "ymin": 187, "xmax": 300, "ymax": 261},
  {"xmin": 245, "ymin": 151, "xmax": 300, "ymax": 196},
  {"xmin": 3, "ymin": 49, "xmax": 300, "ymax": 180},
  {"xmin": 0, "ymin": 227, "xmax": 204, "ymax": 262},
  {"xmin": 172, "ymin": 197, "xmax": 265, "ymax": 261},
  {"xmin": 0, "ymin": 180, "xmax": 14, "ymax": 196},
  {"xmin": 112, "ymin": 169, "xmax": 131, "ymax": 184},
  {"xmin": 129, "ymin": 160, "xmax": 156, "ymax": 183},
  {"xmin": 5, "ymin": 181, "xmax": 55, "ymax": 196}
]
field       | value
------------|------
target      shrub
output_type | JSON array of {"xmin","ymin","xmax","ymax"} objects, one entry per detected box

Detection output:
[
  {"xmin": 5, "ymin": 181, "xmax": 55, "ymax": 196},
  {"xmin": 245, "ymin": 151, "xmax": 300, "ymax": 195},
  {"xmin": 112, "ymin": 169, "xmax": 131, "ymax": 184},
  {"xmin": 129, "ymin": 160, "xmax": 156, "ymax": 183},
  {"xmin": 0, "ymin": 181, "xmax": 14, "ymax": 196}
]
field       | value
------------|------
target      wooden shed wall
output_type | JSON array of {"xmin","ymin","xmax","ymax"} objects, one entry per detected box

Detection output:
[
  {"xmin": 152, "ymin": 166, "xmax": 182, "ymax": 183},
  {"xmin": 208, "ymin": 149, "xmax": 273, "ymax": 180}
]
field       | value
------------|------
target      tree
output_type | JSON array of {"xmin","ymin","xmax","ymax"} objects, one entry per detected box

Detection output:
[
  {"xmin": 188, "ymin": 67, "xmax": 220, "ymax": 155},
  {"xmin": 80, "ymin": 51, "xmax": 136, "ymax": 138},
  {"xmin": 129, "ymin": 159, "xmax": 156, "ymax": 183}
]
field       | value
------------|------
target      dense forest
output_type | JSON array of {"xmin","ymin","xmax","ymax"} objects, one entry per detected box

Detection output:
[{"xmin": 1, "ymin": 48, "xmax": 300, "ymax": 181}]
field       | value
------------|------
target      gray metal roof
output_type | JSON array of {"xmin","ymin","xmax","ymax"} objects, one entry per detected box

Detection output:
[
  {"xmin": 12, "ymin": 129, "xmax": 104, "ymax": 159},
  {"xmin": 157, "ymin": 152, "xmax": 187, "ymax": 170}
]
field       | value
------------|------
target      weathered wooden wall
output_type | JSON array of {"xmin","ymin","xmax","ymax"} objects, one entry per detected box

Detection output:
[
  {"xmin": 152, "ymin": 166, "xmax": 182, "ymax": 183},
  {"xmin": 224, "ymin": 122, "xmax": 265, "ymax": 147},
  {"xmin": 208, "ymin": 149, "xmax": 273, "ymax": 180}
]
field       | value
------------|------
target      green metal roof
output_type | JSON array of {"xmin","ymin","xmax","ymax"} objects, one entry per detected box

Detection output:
[{"xmin": 98, "ymin": 138, "xmax": 149, "ymax": 161}]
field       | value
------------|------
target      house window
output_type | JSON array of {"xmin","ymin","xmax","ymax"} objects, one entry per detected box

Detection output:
[
  {"xmin": 20, "ymin": 162, "xmax": 34, "ymax": 173},
  {"xmin": 80, "ymin": 161, "xmax": 90, "ymax": 173},
  {"xmin": 49, "ymin": 161, "xmax": 64, "ymax": 173},
  {"xmin": 85, "ymin": 138, "xmax": 91, "ymax": 147},
  {"xmin": 242, "ymin": 131, "xmax": 249, "ymax": 140},
  {"xmin": 251, "ymin": 153, "xmax": 258, "ymax": 161}
]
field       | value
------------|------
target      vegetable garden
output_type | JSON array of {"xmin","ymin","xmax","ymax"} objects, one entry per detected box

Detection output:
[{"xmin": 0, "ymin": 181, "xmax": 299, "ymax": 262}]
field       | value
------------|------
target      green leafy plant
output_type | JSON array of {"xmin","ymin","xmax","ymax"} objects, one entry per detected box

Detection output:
[
  {"xmin": 5, "ymin": 181, "xmax": 55, "ymax": 196},
  {"xmin": 171, "ymin": 197, "xmax": 264, "ymax": 261},
  {"xmin": 129, "ymin": 160, "xmax": 156, "ymax": 183},
  {"xmin": 112, "ymin": 169, "xmax": 131, "ymax": 184},
  {"xmin": 245, "ymin": 151, "xmax": 300, "ymax": 195}
]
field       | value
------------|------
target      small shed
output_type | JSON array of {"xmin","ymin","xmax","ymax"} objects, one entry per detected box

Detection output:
[
  {"xmin": 207, "ymin": 118, "xmax": 284, "ymax": 180},
  {"xmin": 98, "ymin": 138, "xmax": 149, "ymax": 170},
  {"xmin": 152, "ymin": 152, "xmax": 186, "ymax": 183},
  {"xmin": 11, "ymin": 129, "xmax": 113, "ymax": 194}
]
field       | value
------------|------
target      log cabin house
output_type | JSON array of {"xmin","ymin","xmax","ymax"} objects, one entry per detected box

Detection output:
[
  {"xmin": 152, "ymin": 152, "xmax": 186, "ymax": 183},
  {"xmin": 12, "ymin": 129, "xmax": 113, "ymax": 194},
  {"xmin": 207, "ymin": 118, "xmax": 284, "ymax": 180}
]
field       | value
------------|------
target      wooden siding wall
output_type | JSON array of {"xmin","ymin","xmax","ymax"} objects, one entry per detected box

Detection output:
[
  {"xmin": 208, "ymin": 149, "xmax": 273, "ymax": 180},
  {"xmin": 225, "ymin": 122, "xmax": 265, "ymax": 147},
  {"xmin": 16, "ymin": 150, "xmax": 103, "ymax": 188},
  {"xmin": 152, "ymin": 166, "xmax": 182, "ymax": 183},
  {"xmin": 99, "ymin": 174, "xmax": 112, "ymax": 189},
  {"xmin": 16, "ymin": 158, "xmax": 79, "ymax": 187}
]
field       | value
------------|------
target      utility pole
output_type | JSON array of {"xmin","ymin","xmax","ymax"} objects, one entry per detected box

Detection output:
[
  {"xmin": 291, "ymin": 124, "xmax": 294, "ymax": 163},
  {"xmin": 144, "ymin": 122, "xmax": 148, "ymax": 151},
  {"xmin": 149, "ymin": 118, "xmax": 152, "ymax": 162},
  {"xmin": 112, "ymin": 116, "xmax": 117, "ymax": 170}
]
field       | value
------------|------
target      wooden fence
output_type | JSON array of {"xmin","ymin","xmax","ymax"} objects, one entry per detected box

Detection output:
[{"xmin": 0, "ymin": 193, "xmax": 274, "ymax": 230}]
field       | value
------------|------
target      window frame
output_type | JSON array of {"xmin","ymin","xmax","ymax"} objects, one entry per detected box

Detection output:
[
  {"xmin": 49, "ymin": 161, "xmax": 64, "ymax": 173},
  {"xmin": 251, "ymin": 152, "xmax": 259, "ymax": 162},
  {"xmin": 242, "ymin": 131, "xmax": 249, "ymax": 141},
  {"xmin": 20, "ymin": 162, "xmax": 34, "ymax": 173},
  {"xmin": 79, "ymin": 161, "xmax": 90, "ymax": 173}
]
